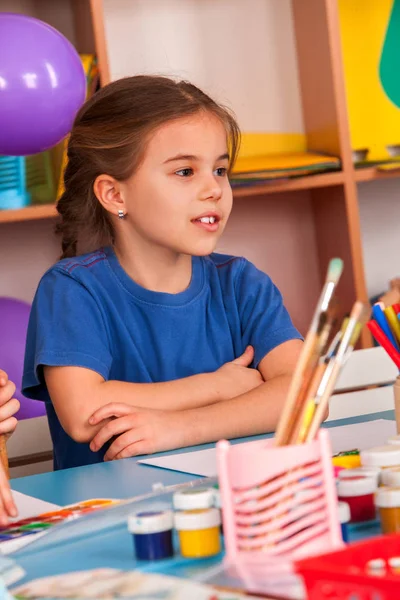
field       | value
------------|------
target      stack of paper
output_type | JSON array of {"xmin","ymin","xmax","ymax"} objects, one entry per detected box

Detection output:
[{"xmin": 231, "ymin": 151, "xmax": 341, "ymax": 187}]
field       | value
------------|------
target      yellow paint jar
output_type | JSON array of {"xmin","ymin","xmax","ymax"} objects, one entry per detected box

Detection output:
[
  {"xmin": 174, "ymin": 508, "xmax": 221, "ymax": 558},
  {"xmin": 375, "ymin": 486, "xmax": 400, "ymax": 534}
]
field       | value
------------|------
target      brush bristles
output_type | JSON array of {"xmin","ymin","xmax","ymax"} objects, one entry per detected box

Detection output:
[{"xmin": 326, "ymin": 258, "xmax": 344, "ymax": 285}]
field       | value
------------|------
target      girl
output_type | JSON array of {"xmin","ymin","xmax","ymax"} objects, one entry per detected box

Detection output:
[{"xmin": 22, "ymin": 76, "xmax": 303, "ymax": 470}]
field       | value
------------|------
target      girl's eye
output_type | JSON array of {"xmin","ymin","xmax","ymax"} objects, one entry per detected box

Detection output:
[
  {"xmin": 175, "ymin": 168, "xmax": 193, "ymax": 177},
  {"xmin": 214, "ymin": 167, "xmax": 227, "ymax": 177}
]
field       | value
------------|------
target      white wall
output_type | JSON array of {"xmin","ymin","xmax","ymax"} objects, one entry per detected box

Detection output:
[
  {"xmin": 103, "ymin": 0, "xmax": 304, "ymax": 133},
  {"xmin": 358, "ymin": 179, "xmax": 400, "ymax": 298},
  {"xmin": 0, "ymin": 221, "xmax": 58, "ymax": 303}
]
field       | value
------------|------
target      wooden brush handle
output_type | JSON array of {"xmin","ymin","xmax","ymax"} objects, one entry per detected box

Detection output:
[{"xmin": 0, "ymin": 435, "xmax": 9, "ymax": 479}]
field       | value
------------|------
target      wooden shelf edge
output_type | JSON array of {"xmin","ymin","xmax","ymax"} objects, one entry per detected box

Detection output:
[
  {"xmin": 232, "ymin": 170, "xmax": 345, "ymax": 198},
  {"xmin": 355, "ymin": 166, "xmax": 400, "ymax": 183},
  {"xmin": 0, "ymin": 204, "xmax": 57, "ymax": 224}
]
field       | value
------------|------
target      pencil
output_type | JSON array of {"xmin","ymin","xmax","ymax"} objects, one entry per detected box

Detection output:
[
  {"xmin": 367, "ymin": 320, "xmax": 400, "ymax": 369},
  {"xmin": 392, "ymin": 303, "xmax": 400, "ymax": 315},
  {"xmin": 372, "ymin": 303, "xmax": 399, "ymax": 349},
  {"xmin": 384, "ymin": 306, "xmax": 400, "ymax": 344}
]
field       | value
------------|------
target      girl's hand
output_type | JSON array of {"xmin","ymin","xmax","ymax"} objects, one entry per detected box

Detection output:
[
  {"xmin": 88, "ymin": 404, "xmax": 189, "ymax": 461},
  {"xmin": 215, "ymin": 346, "xmax": 264, "ymax": 400},
  {"xmin": 0, "ymin": 371, "xmax": 19, "ymax": 437}
]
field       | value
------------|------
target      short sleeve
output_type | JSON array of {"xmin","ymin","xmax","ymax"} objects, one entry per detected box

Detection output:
[
  {"xmin": 22, "ymin": 268, "xmax": 112, "ymax": 401},
  {"xmin": 235, "ymin": 260, "xmax": 302, "ymax": 367}
]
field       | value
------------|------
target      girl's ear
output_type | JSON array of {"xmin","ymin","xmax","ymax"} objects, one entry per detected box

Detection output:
[{"xmin": 93, "ymin": 174, "xmax": 126, "ymax": 217}]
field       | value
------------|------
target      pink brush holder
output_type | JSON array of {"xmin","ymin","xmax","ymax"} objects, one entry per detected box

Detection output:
[{"xmin": 216, "ymin": 429, "xmax": 343, "ymax": 592}]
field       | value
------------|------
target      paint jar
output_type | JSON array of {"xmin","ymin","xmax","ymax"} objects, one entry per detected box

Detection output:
[
  {"xmin": 338, "ymin": 466, "xmax": 380, "ymax": 487},
  {"xmin": 361, "ymin": 445, "xmax": 400, "ymax": 472},
  {"xmin": 338, "ymin": 501, "xmax": 350, "ymax": 543},
  {"xmin": 381, "ymin": 466, "xmax": 400, "ymax": 487},
  {"xmin": 174, "ymin": 508, "xmax": 221, "ymax": 558},
  {"xmin": 128, "ymin": 510, "xmax": 174, "ymax": 561},
  {"xmin": 375, "ymin": 487, "xmax": 400, "ymax": 534},
  {"xmin": 389, "ymin": 556, "xmax": 400, "ymax": 574},
  {"xmin": 337, "ymin": 476, "xmax": 377, "ymax": 522},
  {"xmin": 173, "ymin": 487, "xmax": 215, "ymax": 511},
  {"xmin": 366, "ymin": 558, "xmax": 386, "ymax": 576}
]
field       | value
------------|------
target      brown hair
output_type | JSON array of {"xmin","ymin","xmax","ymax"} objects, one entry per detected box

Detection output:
[{"xmin": 56, "ymin": 75, "xmax": 241, "ymax": 259}]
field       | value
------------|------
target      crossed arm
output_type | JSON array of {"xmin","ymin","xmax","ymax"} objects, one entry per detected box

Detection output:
[{"xmin": 44, "ymin": 339, "xmax": 303, "ymax": 460}]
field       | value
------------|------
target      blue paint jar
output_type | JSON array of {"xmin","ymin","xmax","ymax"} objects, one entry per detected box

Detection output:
[
  {"xmin": 128, "ymin": 510, "xmax": 174, "ymax": 561},
  {"xmin": 338, "ymin": 501, "xmax": 350, "ymax": 543}
]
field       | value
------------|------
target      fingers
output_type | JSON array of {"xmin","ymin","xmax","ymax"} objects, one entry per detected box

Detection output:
[
  {"xmin": 0, "ymin": 398, "xmax": 19, "ymax": 422},
  {"xmin": 0, "ymin": 380, "xmax": 16, "ymax": 406},
  {"xmin": 90, "ymin": 415, "xmax": 136, "ymax": 452},
  {"xmin": 111, "ymin": 441, "xmax": 149, "ymax": 461},
  {"xmin": 231, "ymin": 345, "xmax": 254, "ymax": 367},
  {"xmin": 0, "ymin": 417, "xmax": 18, "ymax": 437},
  {"xmin": 0, "ymin": 371, "xmax": 8, "ymax": 387},
  {"xmin": 89, "ymin": 403, "xmax": 134, "ymax": 426},
  {"xmin": 104, "ymin": 430, "xmax": 146, "ymax": 461}
]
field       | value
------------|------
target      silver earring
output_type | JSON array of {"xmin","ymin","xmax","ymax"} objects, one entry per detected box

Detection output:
[{"xmin": 118, "ymin": 209, "xmax": 125, "ymax": 220}]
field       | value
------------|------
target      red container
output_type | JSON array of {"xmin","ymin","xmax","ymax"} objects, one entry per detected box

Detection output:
[{"xmin": 295, "ymin": 533, "xmax": 400, "ymax": 600}]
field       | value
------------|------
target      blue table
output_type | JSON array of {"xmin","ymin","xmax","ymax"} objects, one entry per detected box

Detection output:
[{"xmin": 10, "ymin": 411, "xmax": 394, "ymax": 585}]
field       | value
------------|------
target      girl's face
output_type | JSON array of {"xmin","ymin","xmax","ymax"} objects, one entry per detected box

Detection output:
[{"xmin": 118, "ymin": 111, "xmax": 233, "ymax": 257}]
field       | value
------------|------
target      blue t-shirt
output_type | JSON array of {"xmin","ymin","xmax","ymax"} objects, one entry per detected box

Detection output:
[{"xmin": 22, "ymin": 247, "xmax": 301, "ymax": 470}]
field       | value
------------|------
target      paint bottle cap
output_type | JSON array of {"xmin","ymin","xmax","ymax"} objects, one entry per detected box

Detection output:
[
  {"xmin": 375, "ymin": 486, "xmax": 400, "ymax": 508},
  {"xmin": 128, "ymin": 510, "xmax": 173, "ymax": 534},
  {"xmin": 173, "ymin": 487, "xmax": 216, "ymax": 511},
  {"xmin": 337, "ymin": 475, "xmax": 377, "ymax": 497},
  {"xmin": 338, "ymin": 501, "xmax": 351, "ymax": 524},
  {"xmin": 361, "ymin": 445, "xmax": 400, "ymax": 468},
  {"xmin": 338, "ymin": 467, "xmax": 380, "ymax": 485},
  {"xmin": 367, "ymin": 558, "xmax": 386, "ymax": 572},
  {"xmin": 174, "ymin": 508, "xmax": 221, "ymax": 531},
  {"xmin": 214, "ymin": 489, "xmax": 222, "ymax": 509},
  {"xmin": 389, "ymin": 556, "xmax": 400, "ymax": 570},
  {"xmin": 381, "ymin": 466, "xmax": 400, "ymax": 487},
  {"xmin": 388, "ymin": 435, "xmax": 400, "ymax": 446}
]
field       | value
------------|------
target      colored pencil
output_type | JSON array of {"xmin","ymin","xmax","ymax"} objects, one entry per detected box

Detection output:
[
  {"xmin": 392, "ymin": 303, "xmax": 400, "ymax": 315},
  {"xmin": 385, "ymin": 306, "xmax": 400, "ymax": 343},
  {"xmin": 367, "ymin": 320, "xmax": 400, "ymax": 369},
  {"xmin": 372, "ymin": 303, "xmax": 399, "ymax": 349}
]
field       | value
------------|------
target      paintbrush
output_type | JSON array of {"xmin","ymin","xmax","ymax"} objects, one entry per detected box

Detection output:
[
  {"xmin": 274, "ymin": 258, "xmax": 344, "ymax": 446},
  {"xmin": 304, "ymin": 301, "xmax": 370, "ymax": 443},
  {"xmin": 290, "ymin": 326, "xmax": 344, "ymax": 445}
]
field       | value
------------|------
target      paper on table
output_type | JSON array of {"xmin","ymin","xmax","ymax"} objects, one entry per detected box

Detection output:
[
  {"xmin": 0, "ymin": 492, "xmax": 61, "ymax": 555},
  {"xmin": 138, "ymin": 419, "xmax": 397, "ymax": 477},
  {"xmin": 10, "ymin": 490, "xmax": 60, "ymax": 522}
]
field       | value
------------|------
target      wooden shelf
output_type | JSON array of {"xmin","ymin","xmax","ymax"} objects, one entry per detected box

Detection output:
[
  {"xmin": 0, "ymin": 204, "xmax": 57, "ymax": 225},
  {"xmin": 233, "ymin": 170, "xmax": 345, "ymax": 198},
  {"xmin": 355, "ymin": 166, "xmax": 400, "ymax": 183}
]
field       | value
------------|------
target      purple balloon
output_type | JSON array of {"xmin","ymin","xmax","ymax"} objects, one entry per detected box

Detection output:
[
  {"xmin": 0, "ymin": 13, "xmax": 86, "ymax": 156},
  {"xmin": 0, "ymin": 297, "xmax": 45, "ymax": 420}
]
